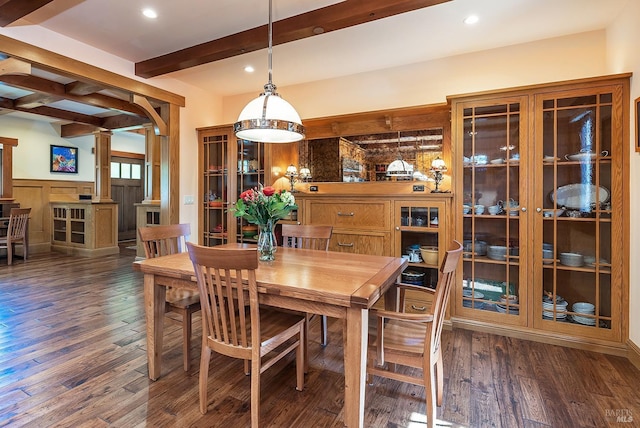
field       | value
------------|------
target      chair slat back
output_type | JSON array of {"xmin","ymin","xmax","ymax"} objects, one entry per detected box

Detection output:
[
  {"xmin": 187, "ymin": 243, "xmax": 259, "ymax": 352},
  {"xmin": 138, "ymin": 224, "xmax": 190, "ymax": 258},
  {"xmin": 281, "ymin": 224, "xmax": 332, "ymax": 251},
  {"xmin": 428, "ymin": 241, "xmax": 463, "ymax": 355},
  {"xmin": 7, "ymin": 208, "xmax": 30, "ymax": 241}
]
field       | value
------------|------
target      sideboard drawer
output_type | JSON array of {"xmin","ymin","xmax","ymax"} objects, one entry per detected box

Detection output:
[
  {"xmin": 307, "ymin": 200, "xmax": 390, "ymax": 231},
  {"xmin": 328, "ymin": 231, "xmax": 390, "ymax": 256}
]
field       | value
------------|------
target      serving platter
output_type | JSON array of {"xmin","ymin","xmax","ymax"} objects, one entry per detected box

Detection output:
[{"xmin": 549, "ymin": 183, "xmax": 610, "ymax": 210}]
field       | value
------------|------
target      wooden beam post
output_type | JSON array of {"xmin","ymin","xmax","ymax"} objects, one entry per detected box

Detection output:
[
  {"xmin": 93, "ymin": 131, "xmax": 112, "ymax": 202},
  {"xmin": 143, "ymin": 124, "xmax": 161, "ymax": 203}
]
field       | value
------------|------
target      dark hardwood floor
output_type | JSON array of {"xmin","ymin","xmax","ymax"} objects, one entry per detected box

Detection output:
[{"xmin": 0, "ymin": 249, "xmax": 638, "ymax": 427}]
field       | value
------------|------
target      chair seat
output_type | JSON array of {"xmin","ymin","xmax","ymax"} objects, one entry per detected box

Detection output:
[
  {"xmin": 259, "ymin": 309, "xmax": 306, "ymax": 345},
  {"xmin": 374, "ymin": 319, "xmax": 427, "ymax": 355}
]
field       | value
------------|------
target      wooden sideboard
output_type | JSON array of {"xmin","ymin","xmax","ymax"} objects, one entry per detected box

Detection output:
[
  {"xmin": 294, "ymin": 182, "xmax": 452, "ymax": 314},
  {"xmin": 50, "ymin": 201, "xmax": 119, "ymax": 257}
]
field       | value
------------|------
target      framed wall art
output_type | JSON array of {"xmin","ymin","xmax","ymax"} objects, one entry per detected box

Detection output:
[{"xmin": 50, "ymin": 145, "xmax": 78, "ymax": 173}]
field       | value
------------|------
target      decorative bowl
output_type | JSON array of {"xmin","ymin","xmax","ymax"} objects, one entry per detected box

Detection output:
[
  {"xmin": 420, "ymin": 246, "xmax": 439, "ymax": 265},
  {"xmin": 559, "ymin": 252, "xmax": 584, "ymax": 267}
]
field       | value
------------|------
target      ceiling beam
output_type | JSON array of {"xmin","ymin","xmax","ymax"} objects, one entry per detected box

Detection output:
[
  {"xmin": 135, "ymin": 0, "xmax": 451, "ymax": 78},
  {"xmin": 65, "ymin": 81, "xmax": 105, "ymax": 96},
  {"xmin": 0, "ymin": 0, "xmax": 54, "ymax": 27},
  {"xmin": 0, "ymin": 57, "xmax": 31, "ymax": 75},
  {"xmin": 0, "ymin": 74, "xmax": 149, "ymax": 117},
  {"xmin": 60, "ymin": 123, "xmax": 100, "ymax": 138},
  {"xmin": 14, "ymin": 92, "xmax": 62, "ymax": 108}
]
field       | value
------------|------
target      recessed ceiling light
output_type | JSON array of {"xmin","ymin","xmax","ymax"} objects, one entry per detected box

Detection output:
[
  {"xmin": 244, "ymin": 66, "xmax": 255, "ymax": 73},
  {"xmin": 463, "ymin": 15, "xmax": 479, "ymax": 25},
  {"xmin": 142, "ymin": 8, "xmax": 158, "ymax": 19}
]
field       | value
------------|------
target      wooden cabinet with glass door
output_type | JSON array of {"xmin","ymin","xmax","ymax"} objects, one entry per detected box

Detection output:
[
  {"xmin": 394, "ymin": 197, "xmax": 451, "ymax": 314},
  {"xmin": 201, "ymin": 132, "xmax": 232, "ymax": 246},
  {"xmin": 198, "ymin": 125, "xmax": 296, "ymax": 247},
  {"xmin": 235, "ymin": 139, "xmax": 265, "ymax": 244},
  {"xmin": 534, "ymin": 85, "xmax": 625, "ymax": 342},
  {"xmin": 451, "ymin": 74, "xmax": 629, "ymax": 350},
  {"xmin": 455, "ymin": 97, "xmax": 528, "ymax": 327}
]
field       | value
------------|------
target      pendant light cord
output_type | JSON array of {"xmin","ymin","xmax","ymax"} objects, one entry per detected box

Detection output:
[
  {"xmin": 263, "ymin": 0, "xmax": 275, "ymax": 95},
  {"xmin": 268, "ymin": 0, "xmax": 273, "ymax": 88}
]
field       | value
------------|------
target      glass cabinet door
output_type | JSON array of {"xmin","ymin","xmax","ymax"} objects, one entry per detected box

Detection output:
[
  {"xmin": 459, "ymin": 98, "xmax": 528, "ymax": 324},
  {"xmin": 535, "ymin": 88, "xmax": 621, "ymax": 339},
  {"xmin": 395, "ymin": 200, "xmax": 445, "ymax": 290},
  {"xmin": 236, "ymin": 139, "xmax": 265, "ymax": 243},
  {"xmin": 203, "ymin": 134, "xmax": 230, "ymax": 246}
]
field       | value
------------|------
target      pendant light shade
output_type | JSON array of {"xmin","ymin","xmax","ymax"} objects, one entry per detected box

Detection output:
[
  {"xmin": 234, "ymin": 0, "xmax": 304, "ymax": 143},
  {"xmin": 234, "ymin": 84, "xmax": 304, "ymax": 143}
]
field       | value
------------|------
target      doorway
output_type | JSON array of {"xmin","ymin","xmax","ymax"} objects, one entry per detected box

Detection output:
[{"xmin": 110, "ymin": 154, "xmax": 144, "ymax": 241}]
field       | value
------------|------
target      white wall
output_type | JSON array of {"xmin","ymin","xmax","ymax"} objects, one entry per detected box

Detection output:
[
  {"xmin": 607, "ymin": 0, "xmax": 640, "ymax": 348},
  {"xmin": 222, "ymin": 31, "xmax": 608, "ymax": 123}
]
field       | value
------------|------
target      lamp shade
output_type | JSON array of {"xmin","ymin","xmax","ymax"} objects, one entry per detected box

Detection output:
[
  {"xmin": 234, "ymin": 91, "xmax": 305, "ymax": 143},
  {"xmin": 386, "ymin": 159, "xmax": 413, "ymax": 176},
  {"xmin": 431, "ymin": 157, "xmax": 447, "ymax": 171}
]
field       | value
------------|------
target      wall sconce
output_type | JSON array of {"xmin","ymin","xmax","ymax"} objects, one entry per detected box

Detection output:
[
  {"xmin": 286, "ymin": 164, "xmax": 298, "ymax": 193},
  {"xmin": 429, "ymin": 157, "xmax": 448, "ymax": 193},
  {"xmin": 299, "ymin": 167, "xmax": 311, "ymax": 182}
]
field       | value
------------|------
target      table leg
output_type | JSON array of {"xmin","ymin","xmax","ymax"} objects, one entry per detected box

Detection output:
[
  {"xmin": 144, "ymin": 273, "xmax": 166, "ymax": 380},
  {"xmin": 344, "ymin": 306, "xmax": 367, "ymax": 428}
]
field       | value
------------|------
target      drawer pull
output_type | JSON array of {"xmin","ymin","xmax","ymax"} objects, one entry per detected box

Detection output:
[
  {"xmin": 337, "ymin": 211, "xmax": 355, "ymax": 217},
  {"xmin": 337, "ymin": 242, "xmax": 354, "ymax": 247},
  {"xmin": 411, "ymin": 304, "xmax": 426, "ymax": 312}
]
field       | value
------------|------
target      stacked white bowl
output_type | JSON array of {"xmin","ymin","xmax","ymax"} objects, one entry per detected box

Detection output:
[
  {"xmin": 542, "ymin": 295, "xmax": 568, "ymax": 320},
  {"xmin": 572, "ymin": 302, "xmax": 596, "ymax": 325}
]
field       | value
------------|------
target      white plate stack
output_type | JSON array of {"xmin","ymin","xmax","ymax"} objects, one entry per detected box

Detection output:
[
  {"xmin": 542, "ymin": 296, "xmax": 568, "ymax": 320},
  {"xmin": 572, "ymin": 302, "xmax": 596, "ymax": 326}
]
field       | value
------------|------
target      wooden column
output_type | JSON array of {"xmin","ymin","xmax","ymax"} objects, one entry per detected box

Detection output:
[
  {"xmin": 0, "ymin": 137, "xmax": 17, "ymax": 199},
  {"xmin": 93, "ymin": 130, "xmax": 112, "ymax": 201},
  {"xmin": 143, "ymin": 124, "xmax": 161, "ymax": 203},
  {"xmin": 159, "ymin": 103, "xmax": 180, "ymax": 225}
]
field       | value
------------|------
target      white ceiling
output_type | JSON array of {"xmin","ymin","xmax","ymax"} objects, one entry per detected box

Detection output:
[{"xmin": 13, "ymin": 0, "xmax": 631, "ymax": 97}]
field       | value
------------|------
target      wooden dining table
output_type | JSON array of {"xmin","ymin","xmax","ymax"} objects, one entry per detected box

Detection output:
[{"xmin": 134, "ymin": 243, "xmax": 407, "ymax": 427}]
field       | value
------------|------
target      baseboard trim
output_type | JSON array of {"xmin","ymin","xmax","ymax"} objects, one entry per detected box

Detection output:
[
  {"xmin": 627, "ymin": 339, "xmax": 640, "ymax": 370},
  {"xmin": 451, "ymin": 317, "xmax": 628, "ymax": 357}
]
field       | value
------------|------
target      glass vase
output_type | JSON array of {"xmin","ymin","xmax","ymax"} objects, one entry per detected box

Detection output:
[{"xmin": 257, "ymin": 219, "xmax": 277, "ymax": 261}]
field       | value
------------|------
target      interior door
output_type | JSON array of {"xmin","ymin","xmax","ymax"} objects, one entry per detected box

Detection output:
[{"xmin": 111, "ymin": 154, "xmax": 144, "ymax": 241}]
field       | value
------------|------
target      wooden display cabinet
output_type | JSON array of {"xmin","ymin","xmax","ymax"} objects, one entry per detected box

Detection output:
[
  {"xmin": 197, "ymin": 125, "xmax": 297, "ymax": 247},
  {"xmin": 50, "ymin": 201, "xmax": 119, "ymax": 257},
  {"xmin": 450, "ymin": 74, "xmax": 630, "ymax": 352}
]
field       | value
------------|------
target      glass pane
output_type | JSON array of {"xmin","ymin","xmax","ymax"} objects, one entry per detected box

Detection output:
[
  {"xmin": 461, "ymin": 100, "xmax": 523, "ymax": 318},
  {"xmin": 131, "ymin": 164, "xmax": 141, "ymax": 179},
  {"xmin": 121, "ymin": 163, "xmax": 131, "ymax": 179},
  {"xmin": 110, "ymin": 162, "xmax": 120, "ymax": 178}
]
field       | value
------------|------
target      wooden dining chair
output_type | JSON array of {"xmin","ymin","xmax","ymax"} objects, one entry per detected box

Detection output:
[
  {"xmin": 281, "ymin": 224, "xmax": 333, "ymax": 353},
  {"xmin": 0, "ymin": 208, "xmax": 31, "ymax": 265},
  {"xmin": 186, "ymin": 243, "xmax": 305, "ymax": 426},
  {"xmin": 138, "ymin": 223, "xmax": 200, "ymax": 371},
  {"xmin": 366, "ymin": 241, "xmax": 463, "ymax": 428}
]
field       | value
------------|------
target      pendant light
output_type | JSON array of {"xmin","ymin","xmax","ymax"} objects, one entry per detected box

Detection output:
[
  {"xmin": 234, "ymin": 0, "xmax": 305, "ymax": 143},
  {"xmin": 386, "ymin": 132, "xmax": 413, "ymax": 177}
]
